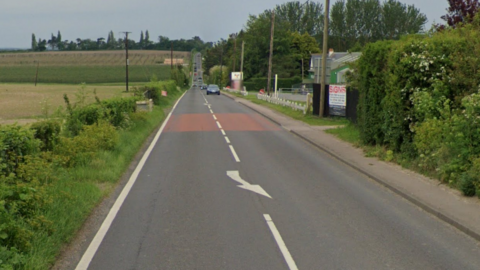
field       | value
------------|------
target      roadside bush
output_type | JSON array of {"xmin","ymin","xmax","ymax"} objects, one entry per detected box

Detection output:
[
  {"xmin": 30, "ymin": 120, "xmax": 61, "ymax": 152},
  {"xmin": 55, "ymin": 121, "xmax": 118, "ymax": 167},
  {"xmin": 0, "ymin": 125, "xmax": 41, "ymax": 176},
  {"xmin": 100, "ymin": 97, "xmax": 138, "ymax": 129},
  {"xmin": 145, "ymin": 80, "xmax": 178, "ymax": 106},
  {"xmin": 354, "ymin": 40, "xmax": 392, "ymax": 146}
]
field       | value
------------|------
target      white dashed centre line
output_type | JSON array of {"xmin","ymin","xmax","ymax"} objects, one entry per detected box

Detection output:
[
  {"xmin": 216, "ymin": 121, "xmax": 223, "ymax": 129},
  {"xmin": 225, "ymin": 136, "xmax": 231, "ymax": 144},
  {"xmin": 229, "ymin": 145, "xmax": 240, "ymax": 162},
  {"xmin": 221, "ymin": 129, "xmax": 226, "ymax": 136},
  {"xmin": 213, "ymin": 115, "xmax": 217, "ymax": 120},
  {"xmin": 263, "ymin": 214, "xmax": 299, "ymax": 270}
]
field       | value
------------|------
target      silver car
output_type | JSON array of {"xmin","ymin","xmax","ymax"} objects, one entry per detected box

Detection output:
[{"xmin": 206, "ymin": 84, "xmax": 220, "ymax": 95}]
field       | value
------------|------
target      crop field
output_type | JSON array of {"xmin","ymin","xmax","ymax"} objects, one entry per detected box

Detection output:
[
  {"xmin": 0, "ymin": 83, "xmax": 132, "ymax": 124},
  {"xmin": 0, "ymin": 50, "xmax": 190, "ymax": 84}
]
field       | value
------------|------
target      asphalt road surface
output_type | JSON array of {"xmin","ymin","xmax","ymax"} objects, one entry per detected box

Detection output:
[{"xmin": 78, "ymin": 87, "xmax": 480, "ymax": 270}]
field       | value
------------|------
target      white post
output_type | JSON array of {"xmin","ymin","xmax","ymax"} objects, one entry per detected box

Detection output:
[{"xmin": 275, "ymin": 74, "xmax": 278, "ymax": 98}]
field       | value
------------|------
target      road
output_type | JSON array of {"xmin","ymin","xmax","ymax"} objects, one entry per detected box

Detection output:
[{"xmin": 78, "ymin": 87, "xmax": 480, "ymax": 270}]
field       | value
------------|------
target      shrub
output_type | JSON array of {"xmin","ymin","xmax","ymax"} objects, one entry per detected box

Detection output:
[
  {"xmin": 0, "ymin": 125, "xmax": 41, "ymax": 176},
  {"xmin": 30, "ymin": 120, "xmax": 62, "ymax": 152},
  {"xmin": 55, "ymin": 121, "xmax": 118, "ymax": 167}
]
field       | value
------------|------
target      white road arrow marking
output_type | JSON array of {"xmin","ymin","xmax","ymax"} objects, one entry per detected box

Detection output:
[{"xmin": 227, "ymin": 171, "xmax": 272, "ymax": 199}]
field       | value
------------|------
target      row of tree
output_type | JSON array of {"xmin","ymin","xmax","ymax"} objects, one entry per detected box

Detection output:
[
  {"xmin": 202, "ymin": 0, "xmax": 427, "ymax": 82},
  {"xmin": 31, "ymin": 31, "xmax": 213, "ymax": 52}
]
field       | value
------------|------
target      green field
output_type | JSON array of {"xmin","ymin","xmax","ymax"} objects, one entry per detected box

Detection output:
[
  {"xmin": 0, "ymin": 65, "xmax": 172, "ymax": 84},
  {"xmin": 0, "ymin": 50, "xmax": 190, "ymax": 84}
]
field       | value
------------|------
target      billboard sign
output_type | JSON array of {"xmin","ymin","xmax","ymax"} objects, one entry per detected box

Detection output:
[
  {"xmin": 231, "ymin": 72, "xmax": 243, "ymax": 81},
  {"xmin": 329, "ymin": 85, "xmax": 347, "ymax": 116}
]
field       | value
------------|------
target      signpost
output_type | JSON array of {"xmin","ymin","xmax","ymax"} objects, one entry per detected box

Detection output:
[{"xmin": 328, "ymin": 85, "xmax": 347, "ymax": 116}]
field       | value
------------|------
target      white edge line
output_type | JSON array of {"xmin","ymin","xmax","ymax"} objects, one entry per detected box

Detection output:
[
  {"xmin": 221, "ymin": 129, "xmax": 226, "ymax": 136},
  {"xmin": 75, "ymin": 91, "xmax": 187, "ymax": 270},
  {"xmin": 263, "ymin": 214, "xmax": 299, "ymax": 270},
  {"xmin": 229, "ymin": 145, "xmax": 240, "ymax": 162},
  {"xmin": 216, "ymin": 121, "xmax": 222, "ymax": 129},
  {"xmin": 225, "ymin": 136, "xmax": 231, "ymax": 144}
]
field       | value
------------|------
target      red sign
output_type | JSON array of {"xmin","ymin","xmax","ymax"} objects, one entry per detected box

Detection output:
[{"xmin": 161, "ymin": 91, "xmax": 167, "ymax": 97}]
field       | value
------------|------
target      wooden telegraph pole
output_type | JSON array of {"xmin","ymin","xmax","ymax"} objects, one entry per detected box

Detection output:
[
  {"xmin": 320, "ymin": 0, "xmax": 330, "ymax": 117},
  {"xmin": 267, "ymin": 11, "xmax": 275, "ymax": 96},
  {"xmin": 121, "ymin": 32, "xmax": 131, "ymax": 92},
  {"xmin": 171, "ymin": 42, "xmax": 173, "ymax": 70}
]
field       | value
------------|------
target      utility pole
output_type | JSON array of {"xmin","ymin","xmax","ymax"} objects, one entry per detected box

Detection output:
[
  {"xmin": 170, "ymin": 42, "xmax": 173, "ymax": 70},
  {"xmin": 121, "ymin": 31, "xmax": 131, "ymax": 92},
  {"xmin": 220, "ymin": 46, "xmax": 223, "ymax": 88},
  {"xmin": 240, "ymin": 40, "xmax": 245, "ymax": 91},
  {"xmin": 320, "ymin": 0, "xmax": 330, "ymax": 117},
  {"xmin": 267, "ymin": 10, "xmax": 275, "ymax": 96},
  {"xmin": 232, "ymin": 33, "xmax": 237, "ymax": 72},
  {"xmin": 240, "ymin": 41, "xmax": 245, "ymax": 75}
]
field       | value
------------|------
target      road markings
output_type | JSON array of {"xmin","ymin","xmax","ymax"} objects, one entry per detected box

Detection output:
[
  {"xmin": 213, "ymin": 114, "xmax": 217, "ymax": 120},
  {"xmin": 224, "ymin": 136, "xmax": 230, "ymax": 144},
  {"xmin": 216, "ymin": 121, "xmax": 223, "ymax": 129},
  {"xmin": 263, "ymin": 214, "xmax": 298, "ymax": 270},
  {"xmin": 229, "ymin": 145, "xmax": 241, "ymax": 162},
  {"xmin": 75, "ymin": 92, "xmax": 187, "ymax": 270},
  {"xmin": 226, "ymin": 171, "xmax": 271, "ymax": 198},
  {"xmin": 221, "ymin": 129, "xmax": 226, "ymax": 136}
]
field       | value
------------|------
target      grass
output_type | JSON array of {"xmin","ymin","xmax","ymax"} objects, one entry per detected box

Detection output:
[
  {"xmin": 21, "ymin": 84, "xmax": 186, "ymax": 269},
  {"xmin": 0, "ymin": 83, "xmax": 131, "ymax": 121},
  {"xmin": 325, "ymin": 123, "xmax": 361, "ymax": 145},
  {"xmin": 230, "ymin": 91, "xmax": 349, "ymax": 126}
]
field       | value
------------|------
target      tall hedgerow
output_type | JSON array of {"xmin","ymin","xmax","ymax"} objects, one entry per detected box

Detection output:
[{"xmin": 353, "ymin": 15, "xmax": 480, "ymax": 194}]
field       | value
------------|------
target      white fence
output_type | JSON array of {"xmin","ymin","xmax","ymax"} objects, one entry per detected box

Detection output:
[{"xmin": 257, "ymin": 93, "xmax": 311, "ymax": 114}]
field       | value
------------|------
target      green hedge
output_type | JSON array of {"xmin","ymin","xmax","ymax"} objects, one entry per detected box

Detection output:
[
  {"xmin": 353, "ymin": 16, "xmax": 480, "ymax": 194},
  {"xmin": 243, "ymin": 77, "xmax": 302, "ymax": 91}
]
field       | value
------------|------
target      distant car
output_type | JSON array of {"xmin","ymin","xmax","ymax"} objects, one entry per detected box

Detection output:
[
  {"xmin": 206, "ymin": 84, "xmax": 220, "ymax": 95},
  {"xmin": 201, "ymin": 85, "xmax": 207, "ymax": 90}
]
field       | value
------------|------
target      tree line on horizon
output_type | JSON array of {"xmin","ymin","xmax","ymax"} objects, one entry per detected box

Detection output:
[{"xmin": 30, "ymin": 30, "xmax": 213, "ymax": 52}]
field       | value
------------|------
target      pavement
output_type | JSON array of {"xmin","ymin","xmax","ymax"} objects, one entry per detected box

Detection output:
[{"xmin": 223, "ymin": 91, "xmax": 480, "ymax": 242}]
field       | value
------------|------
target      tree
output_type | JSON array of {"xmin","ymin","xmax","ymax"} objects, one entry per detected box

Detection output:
[
  {"xmin": 274, "ymin": 1, "xmax": 324, "ymax": 41},
  {"xmin": 291, "ymin": 32, "xmax": 321, "ymax": 78},
  {"xmin": 106, "ymin": 31, "xmax": 116, "ymax": 49},
  {"xmin": 48, "ymin": 33, "xmax": 57, "ymax": 50},
  {"xmin": 145, "ymin": 30, "xmax": 151, "ymax": 48},
  {"xmin": 31, "ymin": 34, "xmax": 38, "ymax": 51},
  {"xmin": 440, "ymin": 0, "xmax": 480, "ymax": 28},
  {"xmin": 329, "ymin": 0, "xmax": 426, "ymax": 51},
  {"xmin": 37, "ymin": 39, "xmax": 47, "ymax": 51},
  {"xmin": 139, "ymin": 31, "xmax": 144, "ymax": 49},
  {"xmin": 242, "ymin": 11, "xmax": 293, "ymax": 79},
  {"xmin": 57, "ymin": 31, "xmax": 64, "ymax": 50}
]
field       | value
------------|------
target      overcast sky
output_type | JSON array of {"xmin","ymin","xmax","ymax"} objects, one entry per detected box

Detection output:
[{"xmin": 0, "ymin": 0, "xmax": 447, "ymax": 48}]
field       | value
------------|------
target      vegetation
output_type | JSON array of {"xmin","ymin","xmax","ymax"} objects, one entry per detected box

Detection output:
[
  {"xmin": 203, "ymin": 0, "xmax": 427, "ymax": 88},
  {"xmin": 0, "ymin": 50, "xmax": 186, "ymax": 84},
  {"xmin": 31, "ymin": 30, "xmax": 213, "ymax": 52},
  {"xmin": 349, "ymin": 13, "xmax": 480, "ymax": 196},
  {"xmin": 0, "ymin": 80, "xmax": 185, "ymax": 269}
]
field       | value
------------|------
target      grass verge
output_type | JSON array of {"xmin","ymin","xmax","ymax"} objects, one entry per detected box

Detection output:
[
  {"xmin": 21, "ymin": 86, "xmax": 186, "ymax": 269},
  {"xmin": 228, "ymin": 91, "xmax": 349, "ymax": 126}
]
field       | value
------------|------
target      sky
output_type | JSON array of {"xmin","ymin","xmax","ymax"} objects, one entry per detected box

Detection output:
[{"xmin": 0, "ymin": 0, "xmax": 448, "ymax": 49}]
